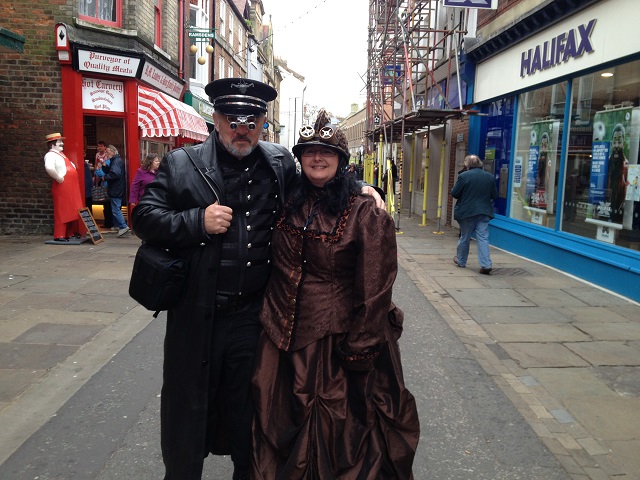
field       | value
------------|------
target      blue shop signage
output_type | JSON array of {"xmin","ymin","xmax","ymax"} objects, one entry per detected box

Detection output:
[{"xmin": 520, "ymin": 19, "xmax": 596, "ymax": 78}]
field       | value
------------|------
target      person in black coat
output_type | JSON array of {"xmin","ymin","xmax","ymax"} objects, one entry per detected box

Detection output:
[{"xmin": 132, "ymin": 78, "xmax": 382, "ymax": 480}]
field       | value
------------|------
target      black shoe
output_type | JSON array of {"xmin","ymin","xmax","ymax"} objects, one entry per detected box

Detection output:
[
  {"xmin": 479, "ymin": 267, "xmax": 492, "ymax": 275},
  {"xmin": 53, "ymin": 237, "xmax": 69, "ymax": 242}
]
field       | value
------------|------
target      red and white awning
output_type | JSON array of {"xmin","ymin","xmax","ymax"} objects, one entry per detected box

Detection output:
[{"xmin": 138, "ymin": 86, "xmax": 209, "ymax": 142}]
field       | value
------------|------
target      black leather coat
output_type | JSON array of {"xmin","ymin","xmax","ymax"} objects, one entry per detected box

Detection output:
[{"xmin": 132, "ymin": 134, "xmax": 297, "ymax": 477}]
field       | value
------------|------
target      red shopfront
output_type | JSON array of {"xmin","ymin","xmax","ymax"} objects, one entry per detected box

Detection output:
[{"xmin": 55, "ymin": 24, "xmax": 209, "ymax": 227}]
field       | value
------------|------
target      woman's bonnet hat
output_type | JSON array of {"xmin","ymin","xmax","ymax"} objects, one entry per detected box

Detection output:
[{"xmin": 292, "ymin": 109, "xmax": 350, "ymax": 162}]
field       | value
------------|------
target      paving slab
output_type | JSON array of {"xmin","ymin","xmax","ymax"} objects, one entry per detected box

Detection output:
[
  {"xmin": 560, "ymin": 307, "xmax": 634, "ymax": 323},
  {"xmin": 14, "ymin": 323, "xmax": 104, "ymax": 346},
  {"xmin": 501, "ymin": 342, "xmax": 590, "ymax": 368},
  {"xmin": 2, "ymin": 292, "xmax": 81, "ymax": 310},
  {"xmin": 467, "ymin": 306, "xmax": 573, "ymax": 324},
  {"xmin": 607, "ymin": 439, "xmax": 640, "ymax": 479},
  {"xmin": 566, "ymin": 288, "xmax": 636, "ymax": 307},
  {"xmin": 0, "ymin": 343, "xmax": 78, "ymax": 370},
  {"xmin": 0, "ymin": 369, "xmax": 45, "ymax": 403},
  {"xmin": 446, "ymin": 288, "xmax": 534, "ymax": 307},
  {"xmin": 484, "ymin": 324, "xmax": 591, "ymax": 343},
  {"xmin": 563, "ymin": 396, "xmax": 640, "ymax": 440},
  {"xmin": 432, "ymin": 275, "xmax": 485, "ymax": 289},
  {"xmin": 574, "ymin": 323, "xmax": 640, "ymax": 341},
  {"xmin": 593, "ymin": 366, "xmax": 640, "ymax": 397},
  {"xmin": 516, "ymin": 288, "xmax": 589, "ymax": 307},
  {"xmin": 529, "ymin": 368, "xmax": 618, "ymax": 398},
  {"xmin": 565, "ymin": 341, "xmax": 640, "ymax": 366}
]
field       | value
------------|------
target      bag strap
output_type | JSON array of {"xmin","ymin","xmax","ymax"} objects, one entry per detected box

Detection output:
[{"xmin": 183, "ymin": 146, "xmax": 219, "ymax": 202}]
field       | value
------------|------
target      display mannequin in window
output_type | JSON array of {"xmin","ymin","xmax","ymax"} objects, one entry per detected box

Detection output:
[
  {"xmin": 43, "ymin": 133, "xmax": 84, "ymax": 242},
  {"xmin": 607, "ymin": 123, "xmax": 629, "ymax": 223}
]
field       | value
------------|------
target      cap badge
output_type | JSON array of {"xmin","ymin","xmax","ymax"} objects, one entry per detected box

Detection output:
[{"xmin": 230, "ymin": 81, "xmax": 254, "ymax": 94}]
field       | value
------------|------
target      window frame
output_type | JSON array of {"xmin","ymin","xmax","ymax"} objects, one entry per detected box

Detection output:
[
  {"xmin": 154, "ymin": 0, "xmax": 162, "ymax": 47},
  {"xmin": 78, "ymin": 0, "xmax": 122, "ymax": 28}
]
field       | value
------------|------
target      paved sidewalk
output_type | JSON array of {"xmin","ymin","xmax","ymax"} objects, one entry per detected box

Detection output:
[
  {"xmin": 394, "ymin": 212, "xmax": 640, "ymax": 480},
  {"xmin": 0, "ymin": 215, "xmax": 639, "ymax": 480}
]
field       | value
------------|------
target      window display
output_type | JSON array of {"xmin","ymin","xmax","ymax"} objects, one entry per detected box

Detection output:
[
  {"xmin": 510, "ymin": 85, "xmax": 563, "ymax": 227},
  {"xmin": 563, "ymin": 61, "xmax": 640, "ymax": 249}
]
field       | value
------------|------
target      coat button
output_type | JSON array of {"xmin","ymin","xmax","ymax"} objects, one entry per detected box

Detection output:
[
  {"xmin": 247, "ymin": 225, "xmax": 252, "ymax": 231},
  {"xmin": 202, "ymin": 360, "xmax": 208, "ymax": 366},
  {"xmin": 248, "ymin": 243, "xmax": 252, "ymax": 248}
]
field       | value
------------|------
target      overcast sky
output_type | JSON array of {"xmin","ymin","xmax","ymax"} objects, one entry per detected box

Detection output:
[{"xmin": 263, "ymin": 0, "xmax": 369, "ymax": 119}]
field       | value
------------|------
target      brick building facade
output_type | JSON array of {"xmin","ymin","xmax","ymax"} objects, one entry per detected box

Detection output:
[{"xmin": 0, "ymin": 0, "xmax": 281, "ymax": 236}]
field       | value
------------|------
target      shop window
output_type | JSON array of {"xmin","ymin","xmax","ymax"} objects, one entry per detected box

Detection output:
[
  {"xmin": 78, "ymin": 0, "xmax": 121, "ymax": 27},
  {"xmin": 189, "ymin": 2, "xmax": 209, "ymax": 84},
  {"xmin": 562, "ymin": 60, "xmax": 640, "ymax": 251},
  {"xmin": 219, "ymin": 1, "xmax": 226, "ymax": 38},
  {"xmin": 510, "ymin": 84, "xmax": 564, "ymax": 228}
]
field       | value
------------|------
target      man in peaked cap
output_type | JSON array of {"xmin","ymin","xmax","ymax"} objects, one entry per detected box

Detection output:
[{"xmin": 133, "ymin": 78, "xmax": 382, "ymax": 480}]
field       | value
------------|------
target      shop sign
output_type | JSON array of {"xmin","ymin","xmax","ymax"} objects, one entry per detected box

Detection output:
[
  {"xmin": 140, "ymin": 62, "xmax": 183, "ymax": 99},
  {"xmin": 443, "ymin": 0, "xmax": 496, "ymax": 8},
  {"xmin": 81, "ymin": 77, "xmax": 124, "ymax": 112},
  {"xmin": 199, "ymin": 100, "xmax": 214, "ymax": 123},
  {"xmin": 78, "ymin": 49, "xmax": 140, "ymax": 77},
  {"xmin": 520, "ymin": 19, "xmax": 596, "ymax": 78}
]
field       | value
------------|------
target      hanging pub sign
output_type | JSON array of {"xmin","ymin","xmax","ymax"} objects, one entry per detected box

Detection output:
[{"xmin": 82, "ymin": 77, "xmax": 125, "ymax": 112}]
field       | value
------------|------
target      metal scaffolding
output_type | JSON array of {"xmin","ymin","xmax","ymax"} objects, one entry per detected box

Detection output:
[{"xmin": 365, "ymin": 0, "xmax": 473, "ymax": 226}]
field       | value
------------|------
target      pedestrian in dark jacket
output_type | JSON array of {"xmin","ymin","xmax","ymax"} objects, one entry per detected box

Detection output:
[
  {"xmin": 451, "ymin": 154, "xmax": 498, "ymax": 274},
  {"xmin": 102, "ymin": 145, "xmax": 129, "ymax": 236},
  {"xmin": 131, "ymin": 78, "xmax": 383, "ymax": 480}
]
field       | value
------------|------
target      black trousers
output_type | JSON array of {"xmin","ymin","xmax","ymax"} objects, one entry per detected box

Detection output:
[{"xmin": 207, "ymin": 299, "xmax": 262, "ymax": 474}]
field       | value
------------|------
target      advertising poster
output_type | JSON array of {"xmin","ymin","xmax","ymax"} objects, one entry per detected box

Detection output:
[
  {"xmin": 589, "ymin": 106, "xmax": 636, "ymax": 224},
  {"xmin": 528, "ymin": 120, "xmax": 559, "ymax": 212},
  {"xmin": 525, "ymin": 143, "xmax": 538, "ymax": 202},
  {"xmin": 627, "ymin": 164, "xmax": 640, "ymax": 202}
]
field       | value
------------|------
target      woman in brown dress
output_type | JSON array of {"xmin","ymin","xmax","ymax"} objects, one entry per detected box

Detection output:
[{"xmin": 251, "ymin": 110, "xmax": 419, "ymax": 479}]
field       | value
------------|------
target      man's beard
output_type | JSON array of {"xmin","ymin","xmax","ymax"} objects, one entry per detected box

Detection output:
[{"xmin": 223, "ymin": 136, "xmax": 257, "ymax": 159}]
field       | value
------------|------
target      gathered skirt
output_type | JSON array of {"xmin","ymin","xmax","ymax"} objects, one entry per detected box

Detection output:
[{"xmin": 251, "ymin": 330, "xmax": 420, "ymax": 479}]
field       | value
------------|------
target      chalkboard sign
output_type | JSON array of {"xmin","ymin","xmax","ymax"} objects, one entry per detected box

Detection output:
[{"xmin": 78, "ymin": 208, "xmax": 104, "ymax": 244}]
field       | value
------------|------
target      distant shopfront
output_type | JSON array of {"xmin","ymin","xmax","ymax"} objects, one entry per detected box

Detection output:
[
  {"xmin": 466, "ymin": 0, "xmax": 640, "ymax": 301},
  {"xmin": 55, "ymin": 24, "xmax": 208, "ymax": 225}
]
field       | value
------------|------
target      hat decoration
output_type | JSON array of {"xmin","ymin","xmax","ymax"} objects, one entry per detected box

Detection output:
[
  {"xmin": 292, "ymin": 109, "xmax": 350, "ymax": 162},
  {"xmin": 45, "ymin": 132, "xmax": 65, "ymax": 143}
]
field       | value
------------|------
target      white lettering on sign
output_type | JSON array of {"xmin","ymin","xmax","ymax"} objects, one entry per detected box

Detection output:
[
  {"xmin": 81, "ymin": 77, "xmax": 125, "ymax": 112},
  {"xmin": 520, "ymin": 19, "xmax": 596, "ymax": 77}
]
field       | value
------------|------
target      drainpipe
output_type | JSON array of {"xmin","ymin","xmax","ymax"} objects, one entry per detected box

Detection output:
[{"xmin": 178, "ymin": 0, "xmax": 184, "ymax": 78}]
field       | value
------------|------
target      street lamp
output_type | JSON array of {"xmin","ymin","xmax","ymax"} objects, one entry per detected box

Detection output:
[{"xmin": 301, "ymin": 86, "xmax": 307, "ymax": 125}]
